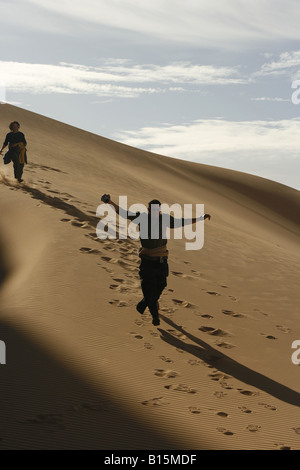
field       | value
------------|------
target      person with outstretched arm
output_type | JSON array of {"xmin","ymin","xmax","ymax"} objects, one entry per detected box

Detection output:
[
  {"xmin": 0, "ymin": 121, "xmax": 27, "ymax": 183},
  {"xmin": 104, "ymin": 194, "xmax": 211, "ymax": 326}
]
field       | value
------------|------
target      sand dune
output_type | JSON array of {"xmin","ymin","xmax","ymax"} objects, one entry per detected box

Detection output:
[{"xmin": 0, "ymin": 103, "xmax": 299, "ymax": 449}]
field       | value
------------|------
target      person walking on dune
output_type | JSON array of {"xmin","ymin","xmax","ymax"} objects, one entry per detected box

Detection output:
[
  {"xmin": 103, "ymin": 194, "xmax": 211, "ymax": 326},
  {"xmin": 0, "ymin": 121, "xmax": 27, "ymax": 183}
]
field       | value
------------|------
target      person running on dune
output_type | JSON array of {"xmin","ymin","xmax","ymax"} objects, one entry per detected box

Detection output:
[
  {"xmin": 0, "ymin": 121, "xmax": 27, "ymax": 183},
  {"xmin": 104, "ymin": 194, "xmax": 211, "ymax": 326}
]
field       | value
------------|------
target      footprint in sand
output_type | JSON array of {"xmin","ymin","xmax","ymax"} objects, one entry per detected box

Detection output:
[
  {"xmin": 159, "ymin": 356, "xmax": 174, "ymax": 363},
  {"xmin": 144, "ymin": 342, "xmax": 153, "ymax": 350},
  {"xmin": 187, "ymin": 359, "xmax": 202, "ymax": 366},
  {"xmin": 214, "ymin": 391, "xmax": 227, "ymax": 399},
  {"xmin": 172, "ymin": 299, "xmax": 195, "ymax": 309},
  {"xmin": 205, "ymin": 291, "xmax": 221, "ymax": 297},
  {"xmin": 100, "ymin": 265, "xmax": 113, "ymax": 273},
  {"xmin": 222, "ymin": 309, "xmax": 244, "ymax": 318},
  {"xmin": 276, "ymin": 325, "xmax": 291, "ymax": 333},
  {"xmin": 130, "ymin": 332, "xmax": 143, "ymax": 340},
  {"xmin": 220, "ymin": 381, "xmax": 234, "ymax": 390},
  {"xmin": 47, "ymin": 189, "xmax": 60, "ymax": 194},
  {"xmin": 61, "ymin": 218, "xmax": 71, "ymax": 222},
  {"xmin": 101, "ymin": 256, "xmax": 137, "ymax": 271},
  {"xmin": 164, "ymin": 384, "xmax": 197, "ymax": 394},
  {"xmin": 23, "ymin": 414, "xmax": 65, "ymax": 431},
  {"xmin": 109, "ymin": 284, "xmax": 121, "ymax": 291},
  {"xmin": 238, "ymin": 406, "xmax": 253, "ymax": 414},
  {"xmin": 258, "ymin": 403, "xmax": 277, "ymax": 411},
  {"xmin": 122, "ymin": 254, "xmax": 137, "ymax": 262},
  {"xmin": 176, "ymin": 348, "xmax": 185, "ymax": 354},
  {"xmin": 260, "ymin": 333, "xmax": 277, "ymax": 340},
  {"xmin": 208, "ymin": 372, "xmax": 231, "ymax": 382},
  {"xmin": 167, "ymin": 329, "xmax": 187, "ymax": 340},
  {"xmin": 246, "ymin": 424, "xmax": 261, "ymax": 432},
  {"xmin": 70, "ymin": 401, "xmax": 108, "ymax": 412},
  {"xmin": 199, "ymin": 326, "xmax": 230, "ymax": 337},
  {"xmin": 275, "ymin": 444, "xmax": 291, "ymax": 450},
  {"xmin": 199, "ymin": 314, "xmax": 214, "ymax": 319},
  {"xmin": 292, "ymin": 427, "xmax": 300, "ymax": 435},
  {"xmin": 101, "ymin": 256, "xmax": 116, "ymax": 263},
  {"xmin": 154, "ymin": 369, "xmax": 179, "ymax": 379},
  {"xmin": 79, "ymin": 247, "xmax": 101, "ymax": 254},
  {"xmin": 238, "ymin": 389, "xmax": 259, "ymax": 397},
  {"xmin": 254, "ymin": 308, "xmax": 269, "ymax": 317},
  {"xmin": 149, "ymin": 330, "xmax": 160, "ymax": 338},
  {"xmin": 118, "ymin": 247, "xmax": 130, "ymax": 254},
  {"xmin": 109, "ymin": 283, "xmax": 131, "ymax": 293},
  {"xmin": 190, "ymin": 270, "xmax": 203, "ymax": 277},
  {"xmin": 171, "ymin": 271, "xmax": 185, "ymax": 277},
  {"xmin": 71, "ymin": 219, "xmax": 88, "ymax": 228},
  {"xmin": 109, "ymin": 299, "xmax": 128, "ymax": 307},
  {"xmin": 142, "ymin": 397, "xmax": 168, "ymax": 407},
  {"xmin": 171, "ymin": 271, "xmax": 196, "ymax": 280},
  {"xmin": 160, "ymin": 307, "xmax": 176, "ymax": 316},
  {"xmin": 188, "ymin": 406, "xmax": 201, "ymax": 414},
  {"xmin": 103, "ymin": 245, "xmax": 116, "ymax": 252},
  {"xmin": 216, "ymin": 412, "xmax": 228, "ymax": 418},
  {"xmin": 86, "ymin": 231, "xmax": 100, "ymax": 240},
  {"xmin": 215, "ymin": 340, "xmax": 235, "ymax": 349},
  {"xmin": 217, "ymin": 427, "xmax": 234, "ymax": 436}
]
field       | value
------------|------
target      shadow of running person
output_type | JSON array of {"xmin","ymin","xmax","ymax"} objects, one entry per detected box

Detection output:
[{"xmin": 158, "ymin": 314, "xmax": 300, "ymax": 408}]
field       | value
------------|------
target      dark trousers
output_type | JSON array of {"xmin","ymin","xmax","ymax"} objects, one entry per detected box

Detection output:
[
  {"xmin": 9, "ymin": 148, "xmax": 24, "ymax": 181},
  {"xmin": 138, "ymin": 257, "xmax": 168, "ymax": 319}
]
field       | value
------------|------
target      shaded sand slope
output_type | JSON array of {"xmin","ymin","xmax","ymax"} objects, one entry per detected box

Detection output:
[{"xmin": 0, "ymin": 104, "xmax": 300, "ymax": 449}]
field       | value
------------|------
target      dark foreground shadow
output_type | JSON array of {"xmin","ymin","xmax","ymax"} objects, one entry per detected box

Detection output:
[
  {"xmin": 159, "ymin": 315, "xmax": 300, "ymax": 407},
  {"xmin": 0, "ymin": 316, "xmax": 199, "ymax": 450},
  {"xmin": 0, "ymin": 232, "xmax": 196, "ymax": 449},
  {"xmin": 0, "ymin": 234, "xmax": 10, "ymax": 288}
]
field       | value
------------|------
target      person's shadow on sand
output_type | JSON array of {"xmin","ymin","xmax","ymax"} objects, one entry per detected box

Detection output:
[{"xmin": 158, "ymin": 315, "xmax": 300, "ymax": 407}]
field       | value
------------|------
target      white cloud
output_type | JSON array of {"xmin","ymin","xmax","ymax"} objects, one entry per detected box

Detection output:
[
  {"xmin": 23, "ymin": 0, "xmax": 300, "ymax": 49},
  {"xmin": 251, "ymin": 97, "xmax": 289, "ymax": 102},
  {"xmin": 255, "ymin": 50, "xmax": 300, "ymax": 77},
  {"xmin": 115, "ymin": 118, "xmax": 300, "ymax": 164},
  {"xmin": 0, "ymin": 60, "xmax": 245, "ymax": 99},
  {"xmin": 0, "ymin": 61, "xmax": 163, "ymax": 98},
  {"xmin": 116, "ymin": 118, "xmax": 300, "ymax": 189},
  {"xmin": 57, "ymin": 60, "xmax": 245, "ymax": 85},
  {"xmin": 117, "ymin": 118, "xmax": 300, "ymax": 154}
]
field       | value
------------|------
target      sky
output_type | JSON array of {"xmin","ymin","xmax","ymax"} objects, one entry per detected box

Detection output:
[{"xmin": 1, "ymin": 0, "xmax": 300, "ymax": 190}]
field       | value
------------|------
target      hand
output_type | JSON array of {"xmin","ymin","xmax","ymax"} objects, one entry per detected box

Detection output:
[
  {"xmin": 204, "ymin": 214, "xmax": 211, "ymax": 220},
  {"xmin": 101, "ymin": 193, "xmax": 111, "ymax": 203}
]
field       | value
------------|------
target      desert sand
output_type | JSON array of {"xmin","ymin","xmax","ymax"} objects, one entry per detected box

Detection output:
[{"xmin": 0, "ymin": 103, "xmax": 299, "ymax": 450}]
